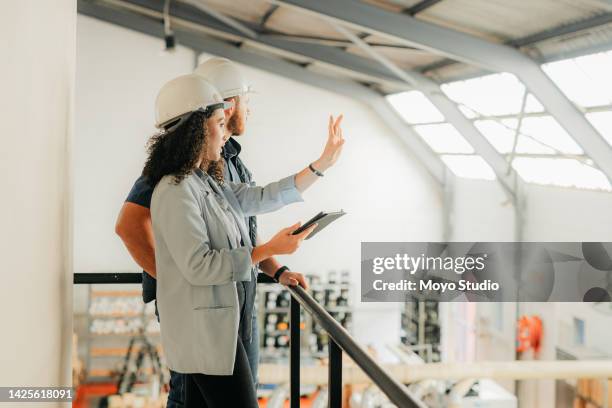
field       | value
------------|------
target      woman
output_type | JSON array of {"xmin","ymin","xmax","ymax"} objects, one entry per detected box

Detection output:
[{"xmin": 144, "ymin": 74, "xmax": 344, "ymax": 407}]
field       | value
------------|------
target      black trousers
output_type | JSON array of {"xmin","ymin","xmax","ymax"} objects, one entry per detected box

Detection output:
[{"xmin": 184, "ymin": 337, "xmax": 258, "ymax": 407}]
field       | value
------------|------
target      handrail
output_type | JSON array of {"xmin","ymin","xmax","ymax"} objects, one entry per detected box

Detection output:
[
  {"xmin": 73, "ymin": 272, "xmax": 275, "ymax": 284},
  {"xmin": 73, "ymin": 273, "xmax": 424, "ymax": 407},
  {"xmin": 286, "ymin": 285, "xmax": 424, "ymax": 408},
  {"xmin": 74, "ymin": 272, "xmax": 142, "ymax": 284}
]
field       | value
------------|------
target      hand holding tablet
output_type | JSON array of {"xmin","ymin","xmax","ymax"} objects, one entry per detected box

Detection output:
[{"xmin": 292, "ymin": 210, "xmax": 346, "ymax": 240}]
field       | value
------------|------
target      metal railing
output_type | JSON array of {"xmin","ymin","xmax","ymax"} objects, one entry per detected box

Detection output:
[{"xmin": 74, "ymin": 273, "xmax": 424, "ymax": 407}]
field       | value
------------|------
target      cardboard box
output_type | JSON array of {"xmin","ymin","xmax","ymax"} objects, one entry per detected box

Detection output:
[
  {"xmin": 106, "ymin": 393, "xmax": 168, "ymax": 408},
  {"xmin": 587, "ymin": 378, "xmax": 612, "ymax": 407},
  {"xmin": 573, "ymin": 397, "xmax": 585, "ymax": 408},
  {"xmin": 577, "ymin": 378, "xmax": 590, "ymax": 398}
]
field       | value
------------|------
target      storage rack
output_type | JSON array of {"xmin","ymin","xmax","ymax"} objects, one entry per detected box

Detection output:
[
  {"xmin": 400, "ymin": 299, "xmax": 441, "ymax": 362},
  {"xmin": 259, "ymin": 271, "xmax": 353, "ymax": 360},
  {"xmin": 82, "ymin": 285, "xmax": 162, "ymax": 381},
  {"xmin": 556, "ymin": 345, "xmax": 612, "ymax": 408}
]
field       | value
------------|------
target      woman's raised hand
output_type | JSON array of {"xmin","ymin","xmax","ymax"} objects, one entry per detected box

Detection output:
[{"xmin": 314, "ymin": 114, "xmax": 345, "ymax": 172}]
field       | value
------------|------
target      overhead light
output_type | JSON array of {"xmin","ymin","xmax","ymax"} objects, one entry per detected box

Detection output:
[
  {"xmin": 164, "ymin": 34, "xmax": 175, "ymax": 52},
  {"xmin": 163, "ymin": 0, "xmax": 175, "ymax": 53}
]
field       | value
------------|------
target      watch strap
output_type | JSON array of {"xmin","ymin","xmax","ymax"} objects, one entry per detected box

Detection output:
[{"xmin": 273, "ymin": 266, "xmax": 290, "ymax": 282}]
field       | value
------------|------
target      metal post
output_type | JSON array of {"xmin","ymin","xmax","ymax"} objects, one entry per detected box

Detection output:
[
  {"xmin": 290, "ymin": 296, "xmax": 300, "ymax": 408},
  {"xmin": 328, "ymin": 339, "xmax": 343, "ymax": 407}
]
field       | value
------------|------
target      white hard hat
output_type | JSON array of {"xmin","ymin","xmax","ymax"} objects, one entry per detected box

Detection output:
[
  {"xmin": 194, "ymin": 57, "xmax": 252, "ymax": 99},
  {"xmin": 154, "ymin": 74, "xmax": 232, "ymax": 130}
]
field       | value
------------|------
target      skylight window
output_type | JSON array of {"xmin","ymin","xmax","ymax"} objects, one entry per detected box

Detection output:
[
  {"xmin": 518, "ymin": 116, "xmax": 583, "ymax": 154},
  {"xmin": 511, "ymin": 158, "xmax": 611, "ymax": 190},
  {"xmin": 441, "ymin": 73, "xmax": 543, "ymax": 117},
  {"xmin": 413, "ymin": 123, "xmax": 474, "ymax": 154},
  {"xmin": 440, "ymin": 155, "xmax": 496, "ymax": 180},
  {"xmin": 543, "ymin": 51, "xmax": 612, "ymax": 109},
  {"xmin": 474, "ymin": 120, "xmax": 556, "ymax": 154},
  {"xmin": 386, "ymin": 91, "xmax": 445, "ymax": 124},
  {"xmin": 586, "ymin": 111, "xmax": 612, "ymax": 147}
]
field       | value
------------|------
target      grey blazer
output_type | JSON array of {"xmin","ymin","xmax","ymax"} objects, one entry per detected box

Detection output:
[{"xmin": 150, "ymin": 169, "xmax": 303, "ymax": 375}]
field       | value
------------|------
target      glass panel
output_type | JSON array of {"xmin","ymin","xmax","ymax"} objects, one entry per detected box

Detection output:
[
  {"xmin": 413, "ymin": 123, "xmax": 474, "ymax": 153},
  {"xmin": 386, "ymin": 91, "xmax": 445, "ymax": 124},
  {"xmin": 441, "ymin": 73, "xmax": 540, "ymax": 116},
  {"xmin": 573, "ymin": 318, "xmax": 585, "ymax": 346},
  {"xmin": 474, "ymin": 120, "xmax": 556, "ymax": 154},
  {"xmin": 519, "ymin": 116, "xmax": 583, "ymax": 154},
  {"xmin": 586, "ymin": 111, "xmax": 612, "ymax": 147},
  {"xmin": 525, "ymin": 94, "xmax": 544, "ymax": 113},
  {"xmin": 511, "ymin": 158, "xmax": 611, "ymax": 190},
  {"xmin": 543, "ymin": 52, "xmax": 612, "ymax": 109},
  {"xmin": 440, "ymin": 155, "xmax": 496, "ymax": 180}
]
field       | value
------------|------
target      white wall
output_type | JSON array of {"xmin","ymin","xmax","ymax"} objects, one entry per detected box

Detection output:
[
  {"xmin": 75, "ymin": 16, "xmax": 196, "ymax": 273},
  {"xmin": 523, "ymin": 183, "xmax": 612, "ymax": 241},
  {"xmin": 0, "ymin": 0, "xmax": 75, "ymax": 401},
  {"xmin": 74, "ymin": 16, "xmax": 443, "ymax": 346},
  {"xmin": 450, "ymin": 178, "xmax": 612, "ymax": 406},
  {"xmin": 450, "ymin": 178, "xmax": 516, "ymax": 241}
]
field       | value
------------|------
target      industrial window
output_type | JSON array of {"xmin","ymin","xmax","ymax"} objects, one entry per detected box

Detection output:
[
  {"xmin": 440, "ymin": 155, "xmax": 496, "ymax": 180},
  {"xmin": 413, "ymin": 123, "xmax": 474, "ymax": 154},
  {"xmin": 386, "ymin": 91, "xmax": 445, "ymax": 124},
  {"xmin": 441, "ymin": 73, "xmax": 544, "ymax": 117},
  {"xmin": 385, "ymin": 52, "xmax": 612, "ymax": 189},
  {"xmin": 543, "ymin": 51, "xmax": 612, "ymax": 109},
  {"xmin": 511, "ymin": 158, "xmax": 610, "ymax": 190},
  {"xmin": 573, "ymin": 317, "xmax": 586, "ymax": 346},
  {"xmin": 586, "ymin": 111, "xmax": 612, "ymax": 147},
  {"xmin": 473, "ymin": 120, "xmax": 556, "ymax": 154}
]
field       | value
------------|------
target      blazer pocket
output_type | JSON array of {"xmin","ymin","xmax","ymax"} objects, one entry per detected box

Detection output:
[
  {"xmin": 193, "ymin": 305, "xmax": 234, "ymax": 311},
  {"xmin": 191, "ymin": 283, "xmax": 236, "ymax": 310}
]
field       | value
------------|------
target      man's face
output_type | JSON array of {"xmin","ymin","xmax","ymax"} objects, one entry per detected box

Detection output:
[{"xmin": 225, "ymin": 94, "xmax": 250, "ymax": 139}]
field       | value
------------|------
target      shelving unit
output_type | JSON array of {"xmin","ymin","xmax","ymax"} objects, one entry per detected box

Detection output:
[
  {"xmin": 83, "ymin": 285, "xmax": 162, "ymax": 382},
  {"xmin": 400, "ymin": 299, "xmax": 441, "ymax": 362},
  {"xmin": 556, "ymin": 345, "xmax": 612, "ymax": 408},
  {"xmin": 259, "ymin": 271, "xmax": 353, "ymax": 361}
]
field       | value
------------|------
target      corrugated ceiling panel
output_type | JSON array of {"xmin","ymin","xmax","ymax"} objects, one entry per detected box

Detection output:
[
  {"xmin": 362, "ymin": 0, "xmax": 424, "ymax": 12},
  {"xmin": 345, "ymin": 45, "xmax": 443, "ymax": 70},
  {"xmin": 417, "ymin": 0, "xmax": 606, "ymax": 42},
  {"xmin": 195, "ymin": 0, "xmax": 271, "ymax": 24},
  {"xmin": 264, "ymin": 6, "xmax": 352, "ymax": 39}
]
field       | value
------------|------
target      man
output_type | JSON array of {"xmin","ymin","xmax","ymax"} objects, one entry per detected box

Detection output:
[{"xmin": 115, "ymin": 58, "xmax": 309, "ymax": 407}]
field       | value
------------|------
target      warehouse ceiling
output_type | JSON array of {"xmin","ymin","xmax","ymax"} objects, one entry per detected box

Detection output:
[
  {"xmin": 78, "ymin": 0, "xmax": 612, "ymax": 192},
  {"xmin": 81, "ymin": 0, "xmax": 612, "ymax": 93}
]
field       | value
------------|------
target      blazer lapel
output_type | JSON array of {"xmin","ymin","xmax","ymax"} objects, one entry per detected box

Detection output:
[{"xmin": 205, "ymin": 176, "xmax": 253, "ymax": 248}]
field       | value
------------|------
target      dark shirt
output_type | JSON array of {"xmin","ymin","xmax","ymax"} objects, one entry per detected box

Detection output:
[{"xmin": 124, "ymin": 138, "xmax": 258, "ymax": 342}]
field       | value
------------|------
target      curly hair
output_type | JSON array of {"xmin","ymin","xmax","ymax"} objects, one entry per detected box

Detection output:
[{"xmin": 142, "ymin": 110, "xmax": 225, "ymax": 187}]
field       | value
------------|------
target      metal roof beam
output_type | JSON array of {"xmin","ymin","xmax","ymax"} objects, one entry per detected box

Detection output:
[
  {"xmin": 582, "ymin": 0, "xmax": 612, "ymax": 12},
  {"xmin": 272, "ymin": 0, "xmax": 529, "ymax": 71},
  {"xmin": 404, "ymin": 0, "xmax": 444, "ymax": 16},
  {"xmin": 273, "ymin": 0, "xmax": 612, "ymax": 183},
  {"xmin": 77, "ymin": 0, "xmax": 446, "ymax": 184},
  {"xmin": 260, "ymin": 4, "xmax": 279, "ymax": 28},
  {"xmin": 181, "ymin": 0, "xmax": 257, "ymax": 38},
  {"xmin": 112, "ymin": 0, "xmax": 414, "ymax": 90},
  {"xmin": 423, "ymin": 12, "xmax": 612, "ymax": 75},
  {"xmin": 508, "ymin": 12, "xmax": 612, "ymax": 48},
  {"xmin": 330, "ymin": 21, "xmax": 517, "ymax": 196}
]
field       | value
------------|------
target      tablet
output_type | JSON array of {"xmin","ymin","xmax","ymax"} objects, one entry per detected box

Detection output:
[{"xmin": 292, "ymin": 210, "xmax": 346, "ymax": 240}]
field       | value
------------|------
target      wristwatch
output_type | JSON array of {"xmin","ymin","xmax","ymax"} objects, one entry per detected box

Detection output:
[
  {"xmin": 273, "ymin": 266, "xmax": 290, "ymax": 282},
  {"xmin": 308, "ymin": 163, "xmax": 324, "ymax": 177}
]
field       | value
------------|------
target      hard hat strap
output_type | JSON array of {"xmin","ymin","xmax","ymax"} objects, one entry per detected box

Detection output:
[{"xmin": 163, "ymin": 104, "xmax": 224, "ymax": 132}]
